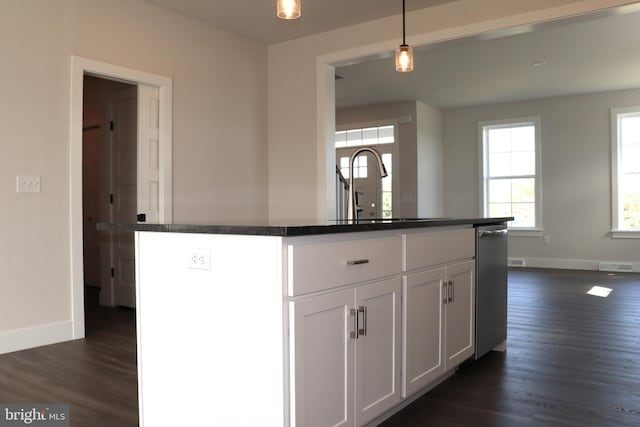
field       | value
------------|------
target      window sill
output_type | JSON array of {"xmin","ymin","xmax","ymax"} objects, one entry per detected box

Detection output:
[
  {"xmin": 508, "ymin": 228, "xmax": 543, "ymax": 237},
  {"xmin": 611, "ymin": 230, "xmax": 640, "ymax": 239}
]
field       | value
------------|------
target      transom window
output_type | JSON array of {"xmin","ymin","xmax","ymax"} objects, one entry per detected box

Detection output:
[
  {"xmin": 611, "ymin": 107, "xmax": 640, "ymax": 236},
  {"xmin": 335, "ymin": 125, "xmax": 394, "ymax": 148},
  {"xmin": 480, "ymin": 117, "xmax": 541, "ymax": 230}
]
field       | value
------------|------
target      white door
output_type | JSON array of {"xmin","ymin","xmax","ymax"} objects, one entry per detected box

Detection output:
[
  {"xmin": 137, "ymin": 84, "xmax": 160, "ymax": 224},
  {"xmin": 290, "ymin": 290, "xmax": 355, "ymax": 427},
  {"xmin": 444, "ymin": 260, "xmax": 476, "ymax": 369},
  {"xmin": 355, "ymin": 277, "xmax": 402, "ymax": 425},
  {"xmin": 402, "ymin": 267, "xmax": 446, "ymax": 398},
  {"xmin": 110, "ymin": 86, "xmax": 138, "ymax": 308}
]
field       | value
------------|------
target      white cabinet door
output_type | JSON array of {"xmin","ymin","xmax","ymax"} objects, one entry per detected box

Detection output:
[
  {"xmin": 444, "ymin": 260, "xmax": 475, "ymax": 369},
  {"xmin": 355, "ymin": 277, "xmax": 402, "ymax": 425},
  {"xmin": 290, "ymin": 290, "xmax": 355, "ymax": 427},
  {"xmin": 402, "ymin": 268, "xmax": 446, "ymax": 398}
]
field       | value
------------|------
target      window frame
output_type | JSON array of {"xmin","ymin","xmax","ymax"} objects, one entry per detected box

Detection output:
[
  {"xmin": 610, "ymin": 106, "xmax": 640, "ymax": 238},
  {"xmin": 478, "ymin": 117, "xmax": 543, "ymax": 236}
]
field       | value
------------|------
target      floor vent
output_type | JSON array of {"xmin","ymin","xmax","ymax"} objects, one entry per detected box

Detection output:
[
  {"xmin": 598, "ymin": 262, "xmax": 633, "ymax": 273},
  {"xmin": 508, "ymin": 258, "xmax": 525, "ymax": 267}
]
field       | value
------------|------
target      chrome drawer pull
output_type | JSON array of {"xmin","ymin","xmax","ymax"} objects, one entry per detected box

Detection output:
[
  {"xmin": 350, "ymin": 308, "xmax": 359, "ymax": 339},
  {"xmin": 346, "ymin": 259, "xmax": 370, "ymax": 265},
  {"xmin": 358, "ymin": 306, "xmax": 367, "ymax": 336}
]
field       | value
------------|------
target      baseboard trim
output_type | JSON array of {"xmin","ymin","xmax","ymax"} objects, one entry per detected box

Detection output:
[
  {"xmin": 0, "ymin": 321, "xmax": 75, "ymax": 355},
  {"xmin": 511, "ymin": 257, "xmax": 640, "ymax": 273}
]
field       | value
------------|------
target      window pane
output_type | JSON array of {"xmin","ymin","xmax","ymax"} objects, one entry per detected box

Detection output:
[
  {"xmin": 378, "ymin": 126, "xmax": 394, "ymax": 144},
  {"xmin": 512, "ymin": 203, "xmax": 535, "ymax": 227},
  {"xmin": 489, "ymin": 153, "xmax": 511, "ymax": 177},
  {"xmin": 489, "ymin": 179, "xmax": 511, "ymax": 203},
  {"xmin": 512, "ymin": 151, "xmax": 535, "ymax": 175},
  {"xmin": 621, "ymin": 145, "xmax": 640, "ymax": 173},
  {"xmin": 346, "ymin": 129, "xmax": 362, "ymax": 146},
  {"xmin": 335, "ymin": 131, "xmax": 346, "ymax": 148},
  {"xmin": 488, "ymin": 128, "xmax": 511, "ymax": 152},
  {"xmin": 621, "ymin": 174, "xmax": 640, "ymax": 229},
  {"xmin": 489, "ymin": 203, "xmax": 512, "ymax": 217},
  {"xmin": 512, "ymin": 126, "xmax": 535, "ymax": 151},
  {"xmin": 362, "ymin": 127, "xmax": 378, "ymax": 145},
  {"xmin": 621, "ymin": 116, "xmax": 640, "ymax": 144},
  {"xmin": 340, "ymin": 157, "xmax": 349, "ymax": 179},
  {"xmin": 512, "ymin": 178, "xmax": 535, "ymax": 203}
]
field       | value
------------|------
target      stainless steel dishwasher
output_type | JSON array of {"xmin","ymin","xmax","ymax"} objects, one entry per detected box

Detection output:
[{"xmin": 475, "ymin": 224, "xmax": 508, "ymax": 359}]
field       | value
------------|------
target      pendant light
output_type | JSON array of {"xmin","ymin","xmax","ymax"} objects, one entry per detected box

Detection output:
[
  {"xmin": 395, "ymin": 0, "xmax": 414, "ymax": 72},
  {"xmin": 277, "ymin": 0, "xmax": 301, "ymax": 20}
]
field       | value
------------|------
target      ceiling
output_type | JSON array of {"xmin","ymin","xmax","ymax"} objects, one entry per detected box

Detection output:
[
  {"xmin": 139, "ymin": 0, "xmax": 640, "ymax": 110},
  {"xmin": 335, "ymin": 8, "xmax": 640, "ymax": 109},
  {"xmin": 141, "ymin": 0, "xmax": 456, "ymax": 44}
]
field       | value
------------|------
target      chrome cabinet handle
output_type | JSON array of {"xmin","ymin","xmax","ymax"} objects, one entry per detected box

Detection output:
[
  {"xmin": 350, "ymin": 308, "xmax": 359, "ymax": 339},
  {"xmin": 442, "ymin": 281, "xmax": 448, "ymax": 305},
  {"xmin": 451, "ymin": 280, "xmax": 455, "ymax": 303},
  {"xmin": 346, "ymin": 259, "xmax": 370, "ymax": 265},
  {"xmin": 448, "ymin": 280, "xmax": 453, "ymax": 303},
  {"xmin": 358, "ymin": 306, "xmax": 367, "ymax": 336}
]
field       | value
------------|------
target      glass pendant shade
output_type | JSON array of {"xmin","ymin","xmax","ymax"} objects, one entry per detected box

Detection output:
[
  {"xmin": 395, "ymin": 44, "xmax": 414, "ymax": 72},
  {"xmin": 277, "ymin": 0, "xmax": 301, "ymax": 19}
]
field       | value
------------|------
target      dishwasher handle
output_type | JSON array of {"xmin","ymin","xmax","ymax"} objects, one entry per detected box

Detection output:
[{"xmin": 478, "ymin": 229, "xmax": 507, "ymax": 238}]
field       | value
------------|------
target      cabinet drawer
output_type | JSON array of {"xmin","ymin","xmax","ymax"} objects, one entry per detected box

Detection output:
[
  {"xmin": 403, "ymin": 228, "xmax": 474, "ymax": 272},
  {"xmin": 288, "ymin": 237, "xmax": 401, "ymax": 296}
]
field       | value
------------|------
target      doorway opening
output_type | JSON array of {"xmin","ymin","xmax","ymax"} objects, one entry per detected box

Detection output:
[
  {"xmin": 70, "ymin": 56, "xmax": 173, "ymax": 340},
  {"xmin": 82, "ymin": 75, "xmax": 138, "ymax": 315}
]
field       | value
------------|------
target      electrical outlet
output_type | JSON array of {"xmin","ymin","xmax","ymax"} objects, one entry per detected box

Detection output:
[
  {"xmin": 188, "ymin": 248, "xmax": 211, "ymax": 270},
  {"xmin": 543, "ymin": 235, "xmax": 551, "ymax": 245},
  {"xmin": 16, "ymin": 175, "xmax": 41, "ymax": 193}
]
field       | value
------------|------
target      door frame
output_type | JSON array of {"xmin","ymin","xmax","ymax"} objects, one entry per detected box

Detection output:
[{"xmin": 70, "ymin": 56, "xmax": 173, "ymax": 339}]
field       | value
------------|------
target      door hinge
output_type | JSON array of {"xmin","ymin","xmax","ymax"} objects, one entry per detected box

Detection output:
[
  {"xmin": 110, "ymin": 267, "xmax": 114, "ymax": 278},
  {"xmin": 109, "ymin": 193, "xmax": 114, "ymax": 204},
  {"xmin": 110, "ymin": 121, "xmax": 114, "ymax": 131}
]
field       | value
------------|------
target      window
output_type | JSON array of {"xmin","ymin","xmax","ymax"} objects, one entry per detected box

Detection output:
[
  {"xmin": 611, "ymin": 107, "xmax": 640, "ymax": 237},
  {"xmin": 480, "ymin": 118, "xmax": 541, "ymax": 231},
  {"xmin": 335, "ymin": 125, "xmax": 395, "ymax": 148},
  {"xmin": 336, "ymin": 123, "xmax": 396, "ymax": 219}
]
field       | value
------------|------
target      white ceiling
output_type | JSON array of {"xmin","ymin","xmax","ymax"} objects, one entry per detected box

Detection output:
[
  {"xmin": 141, "ymin": 0, "xmax": 456, "ymax": 44},
  {"xmin": 335, "ymin": 9, "xmax": 640, "ymax": 109},
  {"xmin": 139, "ymin": 0, "xmax": 640, "ymax": 110}
]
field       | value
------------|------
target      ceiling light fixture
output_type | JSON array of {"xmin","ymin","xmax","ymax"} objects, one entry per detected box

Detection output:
[
  {"xmin": 395, "ymin": 0, "xmax": 414, "ymax": 72},
  {"xmin": 277, "ymin": 0, "xmax": 301, "ymax": 20}
]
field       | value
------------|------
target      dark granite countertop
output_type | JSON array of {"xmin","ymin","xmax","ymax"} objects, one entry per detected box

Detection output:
[{"xmin": 97, "ymin": 217, "xmax": 513, "ymax": 237}]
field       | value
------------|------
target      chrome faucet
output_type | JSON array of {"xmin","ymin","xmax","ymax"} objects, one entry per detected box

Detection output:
[{"xmin": 347, "ymin": 147, "xmax": 388, "ymax": 222}]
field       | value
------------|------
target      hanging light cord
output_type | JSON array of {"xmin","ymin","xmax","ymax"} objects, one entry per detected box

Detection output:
[{"xmin": 402, "ymin": 0, "xmax": 406, "ymax": 46}]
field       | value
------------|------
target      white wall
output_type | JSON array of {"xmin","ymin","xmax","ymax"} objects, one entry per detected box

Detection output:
[
  {"xmin": 442, "ymin": 88, "xmax": 640, "ymax": 268},
  {"xmin": 416, "ymin": 102, "xmax": 444, "ymax": 218},
  {"xmin": 0, "ymin": 0, "xmax": 267, "ymax": 353},
  {"xmin": 267, "ymin": 0, "xmax": 633, "ymax": 221}
]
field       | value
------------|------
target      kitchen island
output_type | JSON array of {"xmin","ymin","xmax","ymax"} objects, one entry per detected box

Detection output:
[{"xmin": 99, "ymin": 217, "xmax": 510, "ymax": 427}]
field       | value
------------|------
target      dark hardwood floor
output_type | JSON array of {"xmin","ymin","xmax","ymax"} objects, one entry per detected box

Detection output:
[
  {"xmin": 1, "ymin": 269, "xmax": 639, "ymax": 426},
  {"xmin": 0, "ymin": 287, "xmax": 138, "ymax": 426},
  {"xmin": 381, "ymin": 268, "xmax": 640, "ymax": 427}
]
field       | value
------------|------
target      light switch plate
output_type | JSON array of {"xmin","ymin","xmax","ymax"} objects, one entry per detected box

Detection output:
[{"xmin": 16, "ymin": 176, "xmax": 41, "ymax": 193}]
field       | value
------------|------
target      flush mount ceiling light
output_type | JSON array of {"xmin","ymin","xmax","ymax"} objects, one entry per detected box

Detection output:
[
  {"xmin": 277, "ymin": 0, "xmax": 301, "ymax": 20},
  {"xmin": 395, "ymin": 0, "xmax": 414, "ymax": 72}
]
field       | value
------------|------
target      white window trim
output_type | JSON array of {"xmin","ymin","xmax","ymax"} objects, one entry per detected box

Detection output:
[
  {"xmin": 610, "ymin": 106, "xmax": 640, "ymax": 239},
  {"xmin": 478, "ymin": 116, "xmax": 542, "ymax": 233}
]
